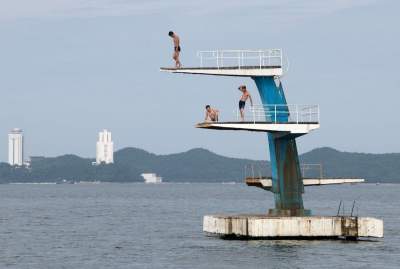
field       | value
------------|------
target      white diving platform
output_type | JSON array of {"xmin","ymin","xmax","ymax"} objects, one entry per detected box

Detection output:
[
  {"xmin": 160, "ymin": 66, "xmax": 283, "ymax": 77},
  {"xmin": 197, "ymin": 104, "xmax": 320, "ymax": 134},
  {"xmin": 246, "ymin": 177, "xmax": 365, "ymax": 190},
  {"xmin": 196, "ymin": 121, "xmax": 319, "ymax": 134},
  {"xmin": 160, "ymin": 49, "xmax": 284, "ymax": 77}
]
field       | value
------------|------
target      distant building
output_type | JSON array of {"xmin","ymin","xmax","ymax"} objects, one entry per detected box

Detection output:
[
  {"xmin": 8, "ymin": 128, "xmax": 24, "ymax": 166},
  {"xmin": 141, "ymin": 173, "xmax": 163, "ymax": 184},
  {"xmin": 96, "ymin": 129, "xmax": 114, "ymax": 164}
]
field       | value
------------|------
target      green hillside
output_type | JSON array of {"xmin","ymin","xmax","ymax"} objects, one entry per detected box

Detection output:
[{"xmin": 0, "ymin": 147, "xmax": 398, "ymax": 183}]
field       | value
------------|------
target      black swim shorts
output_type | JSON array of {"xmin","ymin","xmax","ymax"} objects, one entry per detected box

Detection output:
[{"xmin": 239, "ymin": 100, "xmax": 246, "ymax": 109}]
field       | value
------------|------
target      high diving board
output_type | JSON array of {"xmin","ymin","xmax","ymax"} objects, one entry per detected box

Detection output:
[
  {"xmin": 160, "ymin": 49, "xmax": 284, "ymax": 77},
  {"xmin": 246, "ymin": 177, "xmax": 365, "ymax": 191},
  {"xmin": 196, "ymin": 121, "xmax": 320, "ymax": 134},
  {"xmin": 160, "ymin": 66, "xmax": 283, "ymax": 77}
]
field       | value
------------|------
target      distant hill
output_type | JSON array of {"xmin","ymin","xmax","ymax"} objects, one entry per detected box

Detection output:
[
  {"xmin": 112, "ymin": 147, "xmax": 266, "ymax": 182},
  {"xmin": 0, "ymin": 147, "xmax": 398, "ymax": 183},
  {"xmin": 300, "ymin": 147, "xmax": 400, "ymax": 183}
]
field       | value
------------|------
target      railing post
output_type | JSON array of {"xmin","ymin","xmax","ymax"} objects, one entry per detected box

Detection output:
[
  {"xmin": 259, "ymin": 50, "xmax": 262, "ymax": 69},
  {"xmin": 216, "ymin": 51, "xmax": 219, "ymax": 69},
  {"xmin": 200, "ymin": 53, "xmax": 203, "ymax": 67},
  {"xmin": 274, "ymin": 105, "xmax": 277, "ymax": 123},
  {"xmin": 319, "ymin": 164, "xmax": 323, "ymax": 179}
]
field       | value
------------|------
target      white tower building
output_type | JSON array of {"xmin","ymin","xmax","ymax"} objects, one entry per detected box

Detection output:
[
  {"xmin": 8, "ymin": 128, "xmax": 24, "ymax": 166},
  {"xmin": 96, "ymin": 129, "xmax": 114, "ymax": 164}
]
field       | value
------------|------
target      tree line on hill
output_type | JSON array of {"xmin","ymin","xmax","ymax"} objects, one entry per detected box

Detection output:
[{"xmin": 0, "ymin": 147, "xmax": 399, "ymax": 183}]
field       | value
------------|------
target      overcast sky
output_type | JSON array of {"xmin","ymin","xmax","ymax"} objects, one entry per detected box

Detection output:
[{"xmin": 0, "ymin": 0, "xmax": 399, "ymax": 161}]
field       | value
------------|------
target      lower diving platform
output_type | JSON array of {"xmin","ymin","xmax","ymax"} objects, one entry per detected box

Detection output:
[{"xmin": 246, "ymin": 177, "xmax": 364, "ymax": 190}]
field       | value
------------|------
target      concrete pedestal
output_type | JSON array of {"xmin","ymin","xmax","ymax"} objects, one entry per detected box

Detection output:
[{"xmin": 203, "ymin": 215, "xmax": 383, "ymax": 239}]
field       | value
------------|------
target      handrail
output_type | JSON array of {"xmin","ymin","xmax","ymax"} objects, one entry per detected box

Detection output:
[
  {"xmin": 245, "ymin": 163, "xmax": 324, "ymax": 180},
  {"xmin": 202, "ymin": 104, "xmax": 319, "ymax": 124},
  {"xmin": 197, "ymin": 49, "xmax": 283, "ymax": 69},
  {"xmin": 236, "ymin": 104, "xmax": 319, "ymax": 123},
  {"xmin": 301, "ymin": 164, "xmax": 324, "ymax": 179}
]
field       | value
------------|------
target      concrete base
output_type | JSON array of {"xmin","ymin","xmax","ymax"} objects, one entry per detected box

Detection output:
[{"xmin": 203, "ymin": 215, "xmax": 383, "ymax": 239}]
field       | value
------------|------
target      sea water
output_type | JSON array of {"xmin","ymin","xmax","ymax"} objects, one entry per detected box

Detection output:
[{"xmin": 0, "ymin": 183, "xmax": 398, "ymax": 268}]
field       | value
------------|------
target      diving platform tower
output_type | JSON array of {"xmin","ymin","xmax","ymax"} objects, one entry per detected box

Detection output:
[
  {"xmin": 162, "ymin": 49, "xmax": 315, "ymax": 217},
  {"xmin": 161, "ymin": 49, "xmax": 383, "ymax": 239}
]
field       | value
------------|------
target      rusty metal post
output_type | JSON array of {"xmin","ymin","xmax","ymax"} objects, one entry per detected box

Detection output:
[{"xmin": 253, "ymin": 76, "xmax": 310, "ymax": 216}]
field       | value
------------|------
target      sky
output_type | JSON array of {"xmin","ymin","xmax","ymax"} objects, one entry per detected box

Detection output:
[{"xmin": 0, "ymin": 0, "xmax": 399, "ymax": 161}]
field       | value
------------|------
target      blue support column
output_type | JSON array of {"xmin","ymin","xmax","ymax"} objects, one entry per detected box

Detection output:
[{"xmin": 253, "ymin": 76, "xmax": 311, "ymax": 216}]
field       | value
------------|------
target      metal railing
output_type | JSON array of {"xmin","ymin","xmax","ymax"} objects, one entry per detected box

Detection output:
[
  {"xmin": 301, "ymin": 164, "xmax": 323, "ymax": 179},
  {"xmin": 197, "ymin": 49, "xmax": 282, "ymax": 69},
  {"xmin": 236, "ymin": 104, "xmax": 319, "ymax": 123},
  {"xmin": 245, "ymin": 163, "xmax": 324, "ymax": 180},
  {"xmin": 244, "ymin": 163, "xmax": 270, "ymax": 180}
]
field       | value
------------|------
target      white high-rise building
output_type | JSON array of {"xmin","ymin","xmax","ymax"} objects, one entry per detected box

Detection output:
[
  {"xmin": 8, "ymin": 128, "xmax": 24, "ymax": 166},
  {"xmin": 96, "ymin": 129, "xmax": 114, "ymax": 164}
]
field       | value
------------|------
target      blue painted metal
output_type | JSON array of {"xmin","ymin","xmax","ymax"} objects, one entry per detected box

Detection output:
[{"xmin": 253, "ymin": 76, "xmax": 310, "ymax": 216}]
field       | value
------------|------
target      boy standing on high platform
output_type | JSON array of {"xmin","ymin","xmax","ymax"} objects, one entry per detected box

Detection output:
[
  {"xmin": 238, "ymin": 85, "xmax": 253, "ymax": 121},
  {"xmin": 168, "ymin": 31, "xmax": 181, "ymax": 68}
]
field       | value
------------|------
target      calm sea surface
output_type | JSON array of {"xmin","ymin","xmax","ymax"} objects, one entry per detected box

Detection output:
[{"xmin": 0, "ymin": 183, "xmax": 398, "ymax": 268}]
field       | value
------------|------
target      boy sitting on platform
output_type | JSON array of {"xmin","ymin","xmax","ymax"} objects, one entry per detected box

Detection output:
[{"xmin": 204, "ymin": 105, "xmax": 219, "ymax": 122}]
